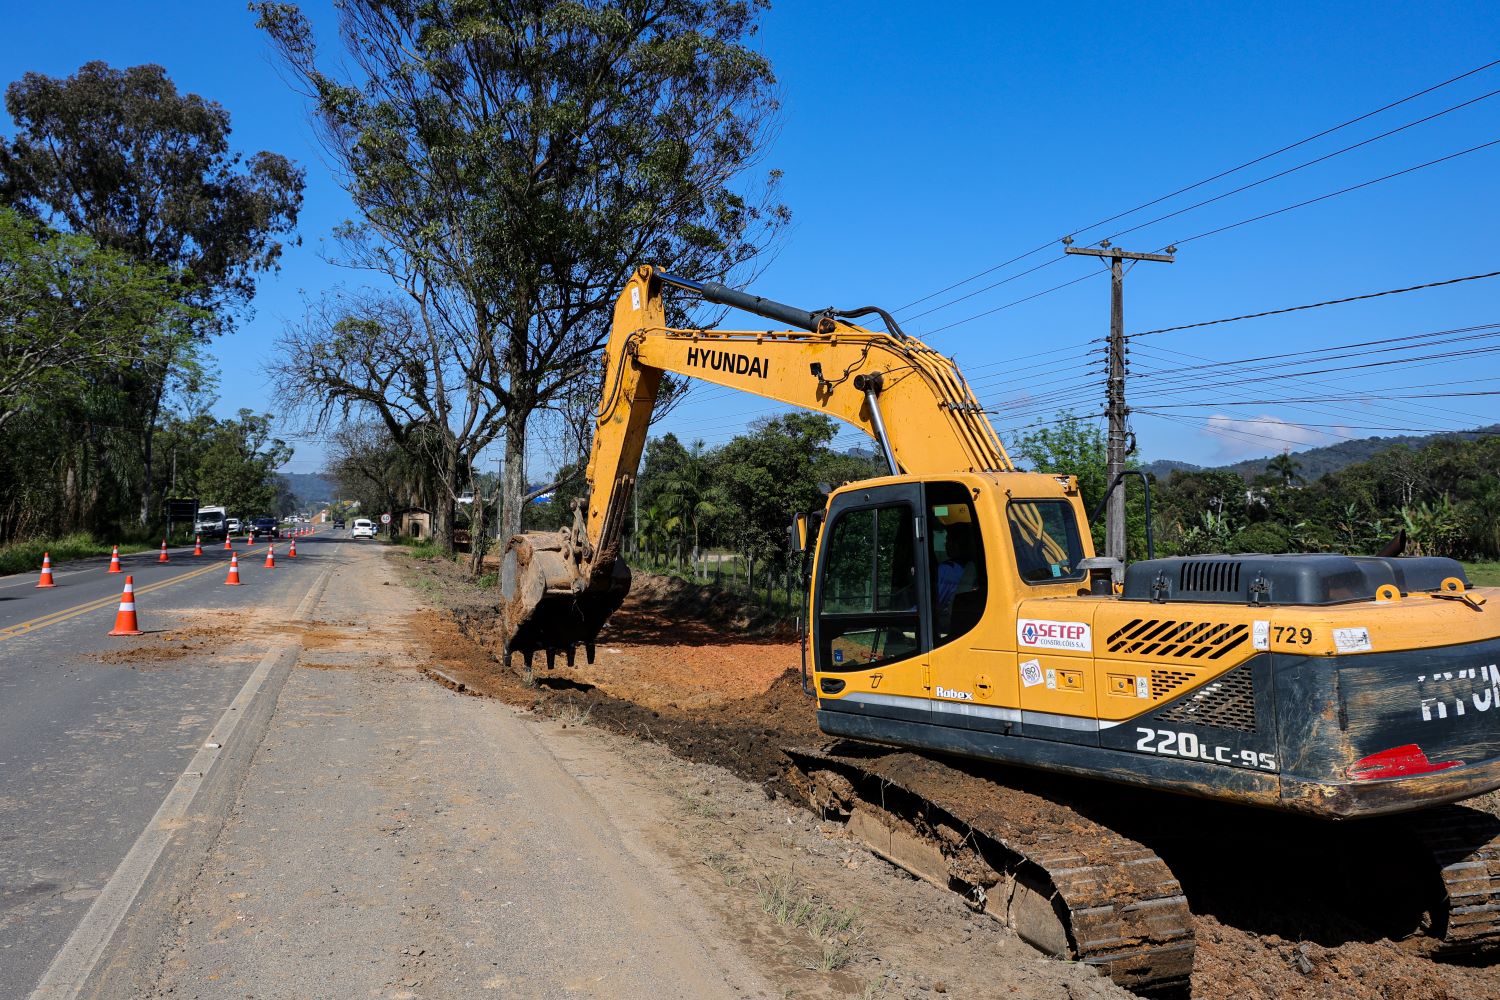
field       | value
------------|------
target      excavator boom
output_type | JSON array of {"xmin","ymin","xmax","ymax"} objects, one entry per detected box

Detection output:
[{"xmin": 499, "ymin": 265, "xmax": 1013, "ymax": 669}]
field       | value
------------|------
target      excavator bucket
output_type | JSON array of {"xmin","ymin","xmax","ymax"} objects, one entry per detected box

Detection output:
[{"xmin": 499, "ymin": 530, "xmax": 630, "ymax": 674}]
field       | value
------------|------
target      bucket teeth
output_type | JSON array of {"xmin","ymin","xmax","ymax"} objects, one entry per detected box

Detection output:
[
  {"xmin": 566, "ymin": 645, "xmax": 577, "ymax": 667},
  {"xmin": 585, "ymin": 641, "xmax": 596, "ymax": 664},
  {"xmin": 545, "ymin": 649, "xmax": 556, "ymax": 671}
]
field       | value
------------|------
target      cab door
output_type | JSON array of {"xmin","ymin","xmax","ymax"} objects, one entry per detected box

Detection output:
[{"xmin": 812, "ymin": 482, "xmax": 932, "ymax": 728}]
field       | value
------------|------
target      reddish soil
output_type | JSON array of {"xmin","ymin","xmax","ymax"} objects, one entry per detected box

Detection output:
[
  {"xmin": 399, "ymin": 556, "xmax": 1500, "ymax": 1000},
  {"xmin": 92, "ymin": 626, "xmax": 225, "ymax": 666}
]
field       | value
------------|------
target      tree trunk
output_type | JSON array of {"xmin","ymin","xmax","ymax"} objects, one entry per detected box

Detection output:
[
  {"xmin": 139, "ymin": 387, "xmax": 163, "ymax": 528},
  {"xmin": 467, "ymin": 478, "xmax": 489, "ymax": 576},
  {"xmin": 501, "ymin": 408, "xmax": 528, "ymax": 546}
]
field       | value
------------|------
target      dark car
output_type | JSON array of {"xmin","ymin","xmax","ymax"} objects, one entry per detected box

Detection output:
[
  {"xmin": 248, "ymin": 516, "xmax": 279, "ymax": 540},
  {"xmin": 333, "ymin": 518, "xmax": 346, "ymax": 529}
]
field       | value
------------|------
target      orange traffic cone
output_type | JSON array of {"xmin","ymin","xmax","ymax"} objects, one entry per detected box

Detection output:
[
  {"xmin": 108, "ymin": 575, "xmax": 143, "ymax": 636},
  {"xmin": 158, "ymin": 539, "xmax": 170, "ymax": 563},
  {"xmin": 36, "ymin": 552, "xmax": 56, "ymax": 588},
  {"xmin": 107, "ymin": 545, "xmax": 122, "ymax": 573},
  {"xmin": 264, "ymin": 544, "xmax": 276, "ymax": 569},
  {"xmin": 287, "ymin": 538, "xmax": 297, "ymax": 558},
  {"xmin": 224, "ymin": 533, "xmax": 232, "ymax": 550},
  {"xmin": 225, "ymin": 553, "xmax": 242, "ymax": 586},
  {"xmin": 194, "ymin": 535, "xmax": 204, "ymax": 556}
]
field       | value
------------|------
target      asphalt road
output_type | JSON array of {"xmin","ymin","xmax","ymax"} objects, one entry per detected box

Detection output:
[{"xmin": 0, "ymin": 529, "xmax": 337, "ymax": 999}]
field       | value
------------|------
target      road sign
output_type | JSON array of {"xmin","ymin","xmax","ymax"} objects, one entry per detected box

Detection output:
[
  {"xmin": 165, "ymin": 498, "xmax": 199, "ymax": 519},
  {"xmin": 380, "ymin": 513, "xmax": 392, "ymax": 524}
]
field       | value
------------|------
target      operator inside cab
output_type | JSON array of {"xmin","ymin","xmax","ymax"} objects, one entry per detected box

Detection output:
[{"xmin": 931, "ymin": 505, "xmax": 985, "ymax": 644}]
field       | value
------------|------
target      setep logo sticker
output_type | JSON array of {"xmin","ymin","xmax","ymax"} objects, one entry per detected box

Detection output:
[{"xmin": 1017, "ymin": 619, "xmax": 1092, "ymax": 652}]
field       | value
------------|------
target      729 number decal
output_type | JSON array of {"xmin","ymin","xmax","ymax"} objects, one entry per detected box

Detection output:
[
  {"xmin": 1135, "ymin": 726, "xmax": 1277, "ymax": 772},
  {"xmin": 1274, "ymin": 625, "xmax": 1313, "ymax": 645}
]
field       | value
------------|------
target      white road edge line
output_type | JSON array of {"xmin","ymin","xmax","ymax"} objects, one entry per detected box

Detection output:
[{"xmin": 27, "ymin": 565, "xmax": 335, "ymax": 1000}]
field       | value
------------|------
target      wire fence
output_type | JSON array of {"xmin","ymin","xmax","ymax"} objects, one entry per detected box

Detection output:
[{"xmin": 629, "ymin": 549, "xmax": 805, "ymax": 616}]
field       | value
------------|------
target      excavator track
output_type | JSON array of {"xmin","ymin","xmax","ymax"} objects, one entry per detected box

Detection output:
[
  {"xmin": 784, "ymin": 744, "xmax": 1195, "ymax": 997},
  {"xmin": 1405, "ymin": 804, "xmax": 1500, "ymax": 953}
]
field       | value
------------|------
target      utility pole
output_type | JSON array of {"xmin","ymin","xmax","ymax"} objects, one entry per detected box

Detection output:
[{"xmin": 1064, "ymin": 240, "xmax": 1174, "ymax": 571}]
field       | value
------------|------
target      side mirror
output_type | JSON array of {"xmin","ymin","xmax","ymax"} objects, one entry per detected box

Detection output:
[{"xmin": 789, "ymin": 512, "xmax": 810, "ymax": 553}]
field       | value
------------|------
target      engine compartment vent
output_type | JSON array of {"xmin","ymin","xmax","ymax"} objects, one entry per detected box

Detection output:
[
  {"xmin": 1150, "ymin": 668, "xmax": 1196, "ymax": 699},
  {"xmin": 1156, "ymin": 664, "xmax": 1258, "ymax": 733},
  {"xmin": 1179, "ymin": 560, "xmax": 1242, "ymax": 594},
  {"xmin": 1107, "ymin": 619, "xmax": 1250, "ymax": 660}
]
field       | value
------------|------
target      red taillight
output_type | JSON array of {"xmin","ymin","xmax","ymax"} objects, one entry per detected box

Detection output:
[{"xmin": 1349, "ymin": 744, "xmax": 1465, "ymax": 781}]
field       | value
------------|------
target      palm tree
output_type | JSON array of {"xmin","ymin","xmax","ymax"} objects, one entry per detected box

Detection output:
[
  {"xmin": 1266, "ymin": 452, "xmax": 1302, "ymax": 486},
  {"xmin": 658, "ymin": 441, "xmax": 718, "ymax": 576}
]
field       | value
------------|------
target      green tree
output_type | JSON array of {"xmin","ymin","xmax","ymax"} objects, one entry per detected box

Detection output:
[
  {"xmin": 1012, "ymin": 415, "xmax": 1107, "ymax": 512},
  {"xmin": 1265, "ymin": 452, "xmax": 1303, "ymax": 486},
  {"xmin": 711, "ymin": 413, "xmax": 864, "ymax": 579},
  {"xmin": 255, "ymin": 0, "xmax": 788, "ymax": 553},
  {"xmin": 0, "ymin": 209, "xmax": 203, "ymax": 542},
  {"xmin": 1013, "ymin": 413, "xmax": 1154, "ymax": 559},
  {"xmin": 1, "ymin": 60, "xmax": 304, "ymax": 526},
  {"xmin": 0, "ymin": 209, "xmax": 196, "ymax": 433},
  {"xmin": 657, "ymin": 440, "xmax": 721, "ymax": 570},
  {"xmin": 193, "ymin": 410, "xmax": 294, "ymax": 517}
]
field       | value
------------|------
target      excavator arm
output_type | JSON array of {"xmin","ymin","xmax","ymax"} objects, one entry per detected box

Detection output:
[{"xmin": 499, "ymin": 265, "xmax": 1015, "ymax": 671}]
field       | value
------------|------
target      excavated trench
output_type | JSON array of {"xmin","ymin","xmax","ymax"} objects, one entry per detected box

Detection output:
[{"xmin": 409, "ymin": 561, "xmax": 1500, "ymax": 1000}]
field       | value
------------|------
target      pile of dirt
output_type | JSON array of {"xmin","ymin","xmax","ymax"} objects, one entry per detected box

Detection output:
[
  {"xmin": 396, "ymin": 555, "xmax": 1500, "ymax": 1000},
  {"xmin": 623, "ymin": 571, "xmax": 795, "ymax": 638},
  {"xmin": 93, "ymin": 626, "xmax": 221, "ymax": 666}
]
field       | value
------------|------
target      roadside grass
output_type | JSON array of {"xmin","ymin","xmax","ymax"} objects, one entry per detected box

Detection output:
[
  {"xmin": 394, "ymin": 535, "xmax": 449, "ymax": 560},
  {"xmin": 758, "ymin": 872, "xmax": 863, "ymax": 972},
  {"xmin": 676, "ymin": 789, "xmax": 720, "ymax": 819},
  {"xmin": 0, "ymin": 532, "xmax": 156, "ymax": 576},
  {"xmin": 552, "ymin": 701, "xmax": 595, "ymax": 727},
  {"xmin": 1464, "ymin": 562, "xmax": 1500, "ymax": 587},
  {"xmin": 702, "ymin": 850, "xmax": 745, "ymax": 887}
]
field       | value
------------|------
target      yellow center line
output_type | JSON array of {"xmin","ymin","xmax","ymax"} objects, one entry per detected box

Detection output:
[{"xmin": 0, "ymin": 545, "xmax": 279, "ymax": 641}]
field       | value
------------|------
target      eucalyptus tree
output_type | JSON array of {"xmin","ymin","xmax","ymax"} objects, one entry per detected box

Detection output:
[{"xmin": 255, "ymin": 0, "xmax": 786, "ymax": 553}]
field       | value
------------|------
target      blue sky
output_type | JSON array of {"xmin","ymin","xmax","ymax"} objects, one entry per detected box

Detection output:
[{"xmin": 4, "ymin": 1, "xmax": 1497, "ymax": 478}]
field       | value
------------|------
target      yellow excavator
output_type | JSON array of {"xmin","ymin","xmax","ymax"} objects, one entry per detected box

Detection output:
[{"xmin": 500, "ymin": 265, "xmax": 1500, "ymax": 993}]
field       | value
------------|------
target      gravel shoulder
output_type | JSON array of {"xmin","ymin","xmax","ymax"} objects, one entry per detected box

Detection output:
[{"xmin": 143, "ymin": 546, "xmax": 773, "ymax": 1000}]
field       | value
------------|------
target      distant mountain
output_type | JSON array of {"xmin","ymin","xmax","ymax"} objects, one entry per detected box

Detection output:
[
  {"xmin": 1142, "ymin": 458, "xmax": 1201, "ymax": 479},
  {"xmin": 279, "ymin": 472, "xmax": 336, "ymax": 505},
  {"xmin": 1147, "ymin": 424, "xmax": 1500, "ymax": 483}
]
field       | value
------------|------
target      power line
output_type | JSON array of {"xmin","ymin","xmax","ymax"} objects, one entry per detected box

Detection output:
[
  {"xmin": 1130, "ymin": 321, "xmax": 1500, "ymax": 373},
  {"xmin": 924, "ymin": 269, "xmax": 1106, "ymax": 337},
  {"xmin": 1131, "ymin": 273, "xmax": 1500, "ymax": 338},
  {"xmin": 1128, "ymin": 338, "xmax": 1496, "ymax": 430},
  {"xmin": 1168, "ymin": 137, "xmax": 1500, "ymax": 249},
  {"xmin": 961, "ymin": 339, "xmax": 1102, "ymax": 374},
  {"xmin": 1138, "ymin": 389, "xmax": 1500, "ymax": 407},
  {"xmin": 1095, "ymin": 85, "xmax": 1500, "ymax": 249},
  {"xmin": 892, "ymin": 58, "xmax": 1500, "ymax": 315},
  {"xmin": 1128, "ymin": 325, "xmax": 1500, "ymax": 397}
]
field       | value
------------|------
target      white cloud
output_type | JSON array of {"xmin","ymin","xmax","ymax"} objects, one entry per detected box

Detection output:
[{"xmin": 1200, "ymin": 413, "xmax": 1349, "ymax": 460}]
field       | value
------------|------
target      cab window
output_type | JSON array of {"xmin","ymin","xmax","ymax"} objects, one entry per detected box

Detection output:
[
  {"xmin": 928, "ymin": 482, "xmax": 985, "ymax": 646},
  {"xmin": 819, "ymin": 504, "xmax": 920, "ymax": 671},
  {"xmin": 1008, "ymin": 500, "xmax": 1086, "ymax": 584}
]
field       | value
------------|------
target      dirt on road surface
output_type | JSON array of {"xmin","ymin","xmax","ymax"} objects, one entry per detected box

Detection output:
[{"xmin": 402, "ymin": 556, "xmax": 1500, "ymax": 1000}]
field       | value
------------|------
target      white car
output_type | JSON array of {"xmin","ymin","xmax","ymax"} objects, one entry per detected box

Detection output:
[{"xmin": 351, "ymin": 518, "xmax": 377, "ymax": 539}]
